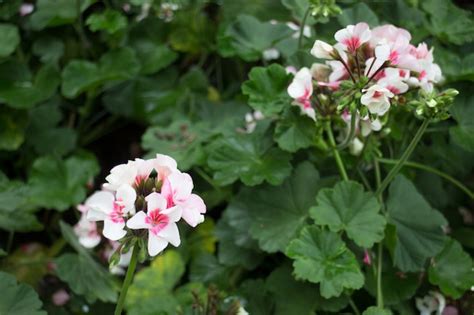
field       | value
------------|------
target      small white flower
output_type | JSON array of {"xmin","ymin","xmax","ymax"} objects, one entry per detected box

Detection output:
[
  {"xmin": 311, "ymin": 40, "xmax": 334, "ymax": 59},
  {"xmin": 360, "ymin": 85, "xmax": 394, "ymax": 116},
  {"xmin": 287, "ymin": 67, "xmax": 316, "ymax": 120},
  {"xmin": 262, "ymin": 48, "xmax": 280, "ymax": 61}
]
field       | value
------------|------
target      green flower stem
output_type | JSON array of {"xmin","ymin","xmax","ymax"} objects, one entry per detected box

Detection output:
[
  {"xmin": 374, "ymin": 159, "xmax": 384, "ymax": 309},
  {"xmin": 325, "ymin": 121, "xmax": 349, "ymax": 181},
  {"xmin": 377, "ymin": 158, "xmax": 474, "ymax": 199},
  {"xmin": 114, "ymin": 245, "xmax": 139, "ymax": 315},
  {"xmin": 337, "ymin": 108, "xmax": 357, "ymax": 150},
  {"xmin": 376, "ymin": 242, "xmax": 384, "ymax": 309},
  {"xmin": 375, "ymin": 118, "xmax": 430, "ymax": 196},
  {"xmin": 348, "ymin": 296, "xmax": 361, "ymax": 315},
  {"xmin": 298, "ymin": 7, "xmax": 311, "ymax": 49}
]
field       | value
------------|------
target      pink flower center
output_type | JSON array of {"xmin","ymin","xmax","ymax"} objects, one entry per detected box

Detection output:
[
  {"xmin": 134, "ymin": 175, "xmax": 148, "ymax": 186},
  {"xmin": 109, "ymin": 201, "xmax": 125, "ymax": 223},
  {"xmin": 343, "ymin": 37, "xmax": 361, "ymax": 52},
  {"xmin": 389, "ymin": 50, "xmax": 399, "ymax": 64},
  {"xmin": 373, "ymin": 91, "xmax": 383, "ymax": 98},
  {"xmin": 146, "ymin": 210, "xmax": 170, "ymax": 235},
  {"xmin": 387, "ymin": 86, "xmax": 400, "ymax": 94},
  {"xmin": 297, "ymin": 88, "xmax": 312, "ymax": 109},
  {"xmin": 399, "ymin": 69, "xmax": 407, "ymax": 77},
  {"xmin": 419, "ymin": 70, "xmax": 427, "ymax": 80}
]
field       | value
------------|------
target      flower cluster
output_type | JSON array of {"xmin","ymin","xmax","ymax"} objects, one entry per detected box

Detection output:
[
  {"xmin": 288, "ymin": 22, "xmax": 443, "ymax": 121},
  {"xmin": 74, "ymin": 154, "xmax": 206, "ymax": 257}
]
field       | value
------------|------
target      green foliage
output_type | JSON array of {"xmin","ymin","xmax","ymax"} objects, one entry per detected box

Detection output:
[
  {"xmin": 286, "ymin": 226, "xmax": 364, "ymax": 298},
  {"xmin": 242, "ymin": 64, "xmax": 292, "ymax": 116},
  {"xmin": 0, "ymin": 24, "xmax": 20, "ymax": 57},
  {"xmin": 28, "ymin": 153, "xmax": 99, "ymax": 211},
  {"xmin": 386, "ymin": 176, "xmax": 447, "ymax": 272},
  {"xmin": 86, "ymin": 9, "xmax": 127, "ymax": 34},
  {"xmin": 208, "ymin": 125, "xmax": 292, "ymax": 186},
  {"xmin": 428, "ymin": 239, "xmax": 474, "ymax": 298},
  {"xmin": 0, "ymin": 272, "xmax": 46, "ymax": 315},
  {"xmin": 310, "ymin": 180, "xmax": 386, "ymax": 248}
]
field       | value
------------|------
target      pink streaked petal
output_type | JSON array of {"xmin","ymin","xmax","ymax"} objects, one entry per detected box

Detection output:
[
  {"xmin": 145, "ymin": 192, "xmax": 167, "ymax": 213},
  {"xmin": 116, "ymin": 184, "xmax": 136, "ymax": 213},
  {"xmin": 85, "ymin": 190, "xmax": 115, "ymax": 214},
  {"xmin": 147, "ymin": 233, "xmax": 168, "ymax": 256},
  {"xmin": 180, "ymin": 194, "xmax": 206, "ymax": 227},
  {"xmin": 167, "ymin": 171, "xmax": 193, "ymax": 202},
  {"xmin": 103, "ymin": 219, "xmax": 126, "ymax": 241},
  {"xmin": 161, "ymin": 205, "xmax": 182, "ymax": 222},
  {"xmin": 126, "ymin": 211, "xmax": 150, "ymax": 230},
  {"xmin": 157, "ymin": 222, "xmax": 181, "ymax": 247}
]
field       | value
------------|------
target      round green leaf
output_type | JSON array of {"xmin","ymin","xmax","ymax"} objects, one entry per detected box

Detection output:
[
  {"xmin": 0, "ymin": 272, "xmax": 46, "ymax": 315},
  {"xmin": 0, "ymin": 24, "xmax": 20, "ymax": 57},
  {"xmin": 428, "ymin": 238, "xmax": 474, "ymax": 298},
  {"xmin": 310, "ymin": 180, "xmax": 386, "ymax": 248},
  {"xmin": 86, "ymin": 9, "xmax": 127, "ymax": 34},
  {"xmin": 286, "ymin": 226, "xmax": 364, "ymax": 298},
  {"xmin": 362, "ymin": 307, "xmax": 392, "ymax": 315}
]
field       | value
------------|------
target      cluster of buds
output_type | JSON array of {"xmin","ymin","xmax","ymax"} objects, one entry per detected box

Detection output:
[
  {"xmin": 287, "ymin": 22, "xmax": 455, "ymax": 153},
  {"xmin": 410, "ymin": 88, "xmax": 459, "ymax": 122},
  {"xmin": 74, "ymin": 154, "xmax": 206, "ymax": 263}
]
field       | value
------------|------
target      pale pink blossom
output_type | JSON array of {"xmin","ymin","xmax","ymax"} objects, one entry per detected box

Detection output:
[
  {"xmin": 161, "ymin": 171, "xmax": 206, "ymax": 227},
  {"xmin": 311, "ymin": 40, "xmax": 334, "ymax": 59},
  {"xmin": 74, "ymin": 213, "xmax": 101, "ymax": 249},
  {"xmin": 86, "ymin": 185, "xmax": 136, "ymax": 241},
  {"xmin": 19, "ymin": 3, "xmax": 34, "ymax": 16},
  {"xmin": 104, "ymin": 159, "xmax": 153, "ymax": 191},
  {"xmin": 334, "ymin": 22, "xmax": 371, "ymax": 53},
  {"xmin": 363, "ymin": 250, "xmax": 372, "ymax": 265},
  {"xmin": 52, "ymin": 290, "xmax": 70, "ymax": 306},
  {"xmin": 127, "ymin": 193, "xmax": 181, "ymax": 256},
  {"xmin": 287, "ymin": 67, "xmax": 316, "ymax": 120},
  {"xmin": 377, "ymin": 67, "xmax": 409, "ymax": 94},
  {"xmin": 361, "ymin": 85, "xmax": 394, "ymax": 116},
  {"xmin": 151, "ymin": 154, "xmax": 178, "ymax": 182}
]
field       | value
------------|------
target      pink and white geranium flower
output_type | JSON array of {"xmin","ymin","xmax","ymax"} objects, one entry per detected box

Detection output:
[
  {"xmin": 74, "ymin": 212, "xmax": 101, "ymax": 249},
  {"xmin": 127, "ymin": 192, "xmax": 182, "ymax": 256},
  {"xmin": 377, "ymin": 67, "xmax": 409, "ymax": 95},
  {"xmin": 361, "ymin": 85, "xmax": 394, "ymax": 116},
  {"xmin": 86, "ymin": 184, "xmax": 136, "ymax": 241},
  {"xmin": 161, "ymin": 171, "xmax": 206, "ymax": 227},
  {"xmin": 335, "ymin": 22, "xmax": 371, "ymax": 53},
  {"xmin": 287, "ymin": 67, "xmax": 316, "ymax": 120}
]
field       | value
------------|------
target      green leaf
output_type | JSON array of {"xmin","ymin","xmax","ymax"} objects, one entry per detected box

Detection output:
[
  {"xmin": 0, "ymin": 24, "xmax": 20, "ymax": 57},
  {"xmin": 178, "ymin": 219, "xmax": 217, "ymax": 262},
  {"xmin": 55, "ymin": 254, "xmax": 117, "ymax": 303},
  {"xmin": 86, "ymin": 9, "xmax": 127, "ymax": 34},
  {"xmin": 0, "ymin": 63, "xmax": 60, "ymax": 109},
  {"xmin": 428, "ymin": 238, "xmax": 474, "ymax": 298},
  {"xmin": 28, "ymin": 153, "xmax": 99, "ymax": 211},
  {"xmin": 0, "ymin": 176, "xmax": 42, "ymax": 232},
  {"xmin": 365, "ymin": 265, "xmax": 420, "ymax": 305},
  {"xmin": 238, "ymin": 279, "xmax": 274, "ymax": 315},
  {"xmin": 32, "ymin": 36, "xmax": 65, "ymax": 65},
  {"xmin": 362, "ymin": 307, "xmax": 392, "ymax": 315},
  {"xmin": 386, "ymin": 175, "xmax": 447, "ymax": 272},
  {"xmin": 26, "ymin": 98, "xmax": 77, "ymax": 156},
  {"xmin": 247, "ymin": 162, "xmax": 328, "ymax": 252},
  {"xmin": 56, "ymin": 222, "xmax": 117, "ymax": 303},
  {"xmin": 421, "ymin": 0, "xmax": 474, "ymax": 45},
  {"xmin": 126, "ymin": 250, "xmax": 185, "ymax": 315},
  {"xmin": 266, "ymin": 265, "xmax": 318, "ymax": 315},
  {"xmin": 310, "ymin": 180, "xmax": 386, "ymax": 248},
  {"xmin": 286, "ymin": 226, "xmax": 364, "ymax": 298},
  {"xmin": 218, "ymin": 15, "xmax": 293, "ymax": 61},
  {"xmin": 215, "ymin": 197, "xmax": 263, "ymax": 269},
  {"xmin": 61, "ymin": 47, "xmax": 140, "ymax": 98},
  {"xmin": 0, "ymin": 272, "xmax": 46, "ymax": 315},
  {"xmin": 132, "ymin": 41, "xmax": 177, "ymax": 75},
  {"xmin": 29, "ymin": 0, "xmax": 95, "ymax": 30},
  {"xmin": 0, "ymin": 106, "xmax": 28, "ymax": 151},
  {"xmin": 450, "ymin": 92, "xmax": 474, "ymax": 152},
  {"xmin": 241, "ymin": 64, "xmax": 292, "ymax": 116},
  {"xmin": 208, "ymin": 126, "xmax": 292, "ymax": 186},
  {"xmin": 142, "ymin": 120, "xmax": 210, "ymax": 171},
  {"xmin": 338, "ymin": 3, "xmax": 379, "ymax": 27},
  {"xmin": 274, "ymin": 107, "xmax": 318, "ymax": 152}
]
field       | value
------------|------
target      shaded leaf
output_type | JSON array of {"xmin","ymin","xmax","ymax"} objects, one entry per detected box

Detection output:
[
  {"xmin": 86, "ymin": 9, "xmax": 127, "ymax": 34},
  {"xmin": 0, "ymin": 23, "xmax": 20, "ymax": 57},
  {"xmin": 274, "ymin": 106, "xmax": 318, "ymax": 152},
  {"xmin": 0, "ymin": 272, "xmax": 46, "ymax": 315}
]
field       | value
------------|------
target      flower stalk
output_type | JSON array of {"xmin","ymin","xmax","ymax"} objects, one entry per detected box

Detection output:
[
  {"xmin": 325, "ymin": 121, "xmax": 349, "ymax": 181},
  {"xmin": 114, "ymin": 245, "xmax": 139, "ymax": 315}
]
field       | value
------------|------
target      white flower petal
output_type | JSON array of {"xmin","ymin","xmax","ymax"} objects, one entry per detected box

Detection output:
[
  {"xmin": 116, "ymin": 184, "xmax": 136, "ymax": 213},
  {"xmin": 147, "ymin": 233, "xmax": 168, "ymax": 256},
  {"xmin": 103, "ymin": 219, "xmax": 126, "ymax": 241},
  {"xmin": 157, "ymin": 222, "xmax": 181, "ymax": 247},
  {"xmin": 126, "ymin": 211, "xmax": 149, "ymax": 230},
  {"xmin": 145, "ymin": 192, "xmax": 167, "ymax": 213}
]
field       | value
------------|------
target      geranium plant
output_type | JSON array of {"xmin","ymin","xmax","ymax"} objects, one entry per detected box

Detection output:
[{"xmin": 0, "ymin": 1, "xmax": 473, "ymax": 315}]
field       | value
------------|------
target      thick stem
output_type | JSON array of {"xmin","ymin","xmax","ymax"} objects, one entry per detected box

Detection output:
[
  {"xmin": 114, "ymin": 245, "xmax": 139, "ymax": 315},
  {"xmin": 325, "ymin": 121, "xmax": 349, "ymax": 181},
  {"xmin": 348, "ymin": 296, "xmax": 361, "ymax": 315},
  {"xmin": 375, "ymin": 119, "xmax": 430, "ymax": 196},
  {"xmin": 298, "ymin": 7, "xmax": 311, "ymax": 49},
  {"xmin": 377, "ymin": 158, "xmax": 474, "ymax": 199}
]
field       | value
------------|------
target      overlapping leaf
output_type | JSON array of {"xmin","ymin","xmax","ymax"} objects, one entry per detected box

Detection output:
[{"xmin": 0, "ymin": 272, "xmax": 46, "ymax": 315}]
